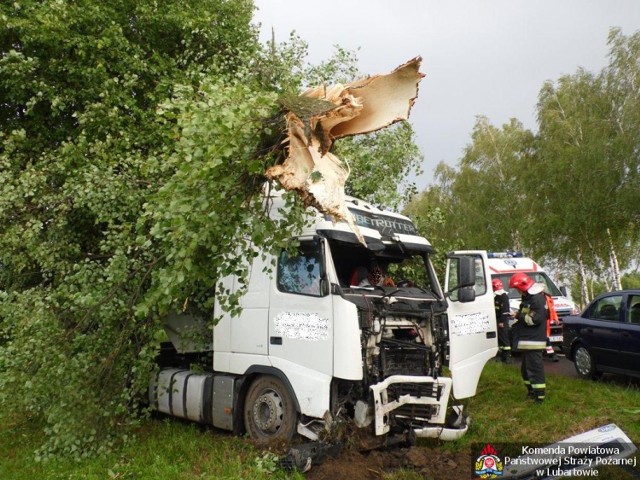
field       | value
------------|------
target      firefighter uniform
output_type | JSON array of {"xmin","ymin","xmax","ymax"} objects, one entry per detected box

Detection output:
[
  {"xmin": 494, "ymin": 288, "xmax": 512, "ymax": 363},
  {"xmin": 512, "ymin": 284, "xmax": 549, "ymax": 403},
  {"xmin": 544, "ymin": 294, "xmax": 560, "ymax": 362}
]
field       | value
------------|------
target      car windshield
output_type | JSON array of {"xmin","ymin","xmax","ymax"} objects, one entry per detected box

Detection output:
[{"xmin": 492, "ymin": 272, "xmax": 563, "ymax": 299}]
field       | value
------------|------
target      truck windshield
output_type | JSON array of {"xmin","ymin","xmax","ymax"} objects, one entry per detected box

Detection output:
[
  {"xmin": 492, "ymin": 272, "xmax": 563, "ymax": 299},
  {"xmin": 386, "ymin": 254, "xmax": 434, "ymax": 290},
  {"xmin": 328, "ymin": 240, "xmax": 436, "ymax": 293}
]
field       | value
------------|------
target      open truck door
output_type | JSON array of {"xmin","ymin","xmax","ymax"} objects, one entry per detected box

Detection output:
[{"xmin": 445, "ymin": 250, "xmax": 498, "ymax": 399}]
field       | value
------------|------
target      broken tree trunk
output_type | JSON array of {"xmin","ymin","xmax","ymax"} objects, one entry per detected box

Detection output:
[{"xmin": 266, "ymin": 57, "xmax": 424, "ymax": 244}]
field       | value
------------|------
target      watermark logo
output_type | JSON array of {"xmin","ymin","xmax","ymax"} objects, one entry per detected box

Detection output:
[{"xmin": 474, "ymin": 443, "xmax": 504, "ymax": 478}]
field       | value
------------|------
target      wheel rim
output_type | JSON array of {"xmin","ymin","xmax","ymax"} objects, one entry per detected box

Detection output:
[
  {"xmin": 252, "ymin": 391, "xmax": 284, "ymax": 434},
  {"xmin": 575, "ymin": 347, "xmax": 592, "ymax": 375}
]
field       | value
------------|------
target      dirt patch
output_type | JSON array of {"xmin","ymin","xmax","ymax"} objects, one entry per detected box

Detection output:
[{"xmin": 305, "ymin": 445, "xmax": 471, "ymax": 480}]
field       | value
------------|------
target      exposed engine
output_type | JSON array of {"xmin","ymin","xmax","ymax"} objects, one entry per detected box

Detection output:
[{"xmin": 329, "ymin": 286, "xmax": 451, "ymax": 436}]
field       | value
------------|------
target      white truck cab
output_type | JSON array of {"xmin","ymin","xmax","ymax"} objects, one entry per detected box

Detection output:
[
  {"xmin": 487, "ymin": 251, "xmax": 578, "ymax": 346},
  {"xmin": 150, "ymin": 193, "xmax": 498, "ymax": 446}
]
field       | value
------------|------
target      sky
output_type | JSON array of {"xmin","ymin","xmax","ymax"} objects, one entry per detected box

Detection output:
[{"xmin": 252, "ymin": 0, "xmax": 640, "ymax": 189}]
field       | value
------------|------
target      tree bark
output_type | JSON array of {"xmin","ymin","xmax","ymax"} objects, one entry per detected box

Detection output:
[
  {"xmin": 607, "ymin": 228, "xmax": 622, "ymax": 290},
  {"xmin": 577, "ymin": 247, "xmax": 589, "ymax": 307}
]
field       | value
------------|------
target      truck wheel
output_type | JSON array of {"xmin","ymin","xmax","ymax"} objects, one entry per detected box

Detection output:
[
  {"xmin": 244, "ymin": 375, "xmax": 297, "ymax": 444},
  {"xmin": 574, "ymin": 345, "xmax": 598, "ymax": 380}
]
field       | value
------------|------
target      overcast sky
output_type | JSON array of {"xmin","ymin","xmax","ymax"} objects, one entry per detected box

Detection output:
[{"xmin": 252, "ymin": 0, "xmax": 640, "ymax": 189}]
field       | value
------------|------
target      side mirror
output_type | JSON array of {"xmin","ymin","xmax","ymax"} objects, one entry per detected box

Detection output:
[
  {"xmin": 559, "ymin": 286, "xmax": 568, "ymax": 297},
  {"xmin": 459, "ymin": 286, "xmax": 476, "ymax": 303},
  {"xmin": 458, "ymin": 256, "xmax": 476, "ymax": 288},
  {"xmin": 446, "ymin": 255, "xmax": 478, "ymax": 302}
]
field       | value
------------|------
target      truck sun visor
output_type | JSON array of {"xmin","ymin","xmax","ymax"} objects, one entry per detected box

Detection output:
[
  {"xmin": 318, "ymin": 229, "xmax": 385, "ymax": 251},
  {"xmin": 390, "ymin": 241, "xmax": 435, "ymax": 253}
]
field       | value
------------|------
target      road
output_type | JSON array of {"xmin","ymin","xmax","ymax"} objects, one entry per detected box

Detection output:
[
  {"xmin": 507, "ymin": 351, "xmax": 640, "ymax": 388},
  {"xmin": 502, "ymin": 352, "xmax": 578, "ymax": 377}
]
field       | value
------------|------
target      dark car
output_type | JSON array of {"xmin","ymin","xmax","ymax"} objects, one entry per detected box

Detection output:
[{"xmin": 562, "ymin": 290, "xmax": 640, "ymax": 379}]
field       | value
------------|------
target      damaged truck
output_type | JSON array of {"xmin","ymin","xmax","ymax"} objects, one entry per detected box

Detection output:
[{"xmin": 149, "ymin": 191, "xmax": 498, "ymax": 446}]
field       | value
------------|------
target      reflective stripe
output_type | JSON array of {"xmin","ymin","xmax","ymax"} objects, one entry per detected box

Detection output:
[
  {"xmin": 524, "ymin": 380, "xmax": 531, "ymax": 385},
  {"xmin": 517, "ymin": 340, "xmax": 546, "ymax": 349},
  {"xmin": 532, "ymin": 384, "xmax": 546, "ymax": 389}
]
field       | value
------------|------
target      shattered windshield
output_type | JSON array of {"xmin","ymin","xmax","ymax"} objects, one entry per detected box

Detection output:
[{"xmin": 328, "ymin": 240, "xmax": 438, "ymax": 294}]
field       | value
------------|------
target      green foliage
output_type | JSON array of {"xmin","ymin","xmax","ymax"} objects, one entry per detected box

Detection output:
[
  {"xmin": 526, "ymin": 28, "xmax": 640, "ymax": 283},
  {"xmin": 405, "ymin": 117, "xmax": 534, "ymax": 272},
  {"xmin": 140, "ymin": 78, "xmax": 305, "ymax": 321},
  {"xmin": 404, "ymin": 191, "xmax": 463, "ymax": 274},
  {"xmin": 0, "ymin": 0, "xmax": 426, "ymax": 461},
  {"xmin": 337, "ymin": 122, "xmax": 424, "ymax": 210},
  {"xmin": 303, "ymin": 45, "xmax": 361, "ymax": 86},
  {"xmin": 621, "ymin": 272, "xmax": 640, "ymax": 290},
  {"xmin": 0, "ymin": 0, "xmax": 302, "ymax": 460},
  {"xmin": 411, "ymin": 28, "xmax": 640, "ymax": 290}
]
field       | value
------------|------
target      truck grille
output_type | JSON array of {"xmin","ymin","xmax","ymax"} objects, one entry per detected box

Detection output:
[
  {"xmin": 388, "ymin": 382, "xmax": 443, "ymax": 423},
  {"xmin": 388, "ymin": 382, "xmax": 443, "ymax": 400},
  {"xmin": 394, "ymin": 403, "xmax": 439, "ymax": 421},
  {"xmin": 381, "ymin": 346, "xmax": 428, "ymax": 377}
]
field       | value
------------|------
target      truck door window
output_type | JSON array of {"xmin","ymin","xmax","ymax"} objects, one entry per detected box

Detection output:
[
  {"xmin": 473, "ymin": 257, "xmax": 488, "ymax": 295},
  {"xmin": 277, "ymin": 240, "xmax": 325, "ymax": 297},
  {"xmin": 448, "ymin": 255, "xmax": 487, "ymax": 301}
]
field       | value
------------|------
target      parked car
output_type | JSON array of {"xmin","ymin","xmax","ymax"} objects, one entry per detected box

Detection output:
[{"xmin": 562, "ymin": 290, "xmax": 640, "ymax": 379}]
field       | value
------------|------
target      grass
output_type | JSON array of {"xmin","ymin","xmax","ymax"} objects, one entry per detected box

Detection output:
[
  {"xmin": 0, "ymin": 418, "xmax": 305, "ymax": 480},
  {"xmin": 465, "ymin": 360, "xmax": 640, "ymax": 445},
  {"xmin": 2, "ymin": 361, "xmax": 639, "ymax": 479}
]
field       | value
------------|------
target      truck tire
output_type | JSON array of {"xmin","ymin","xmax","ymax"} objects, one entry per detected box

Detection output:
[{"xmin": 244, "ymin": 375, "xmax": 297, "ymax": 444}]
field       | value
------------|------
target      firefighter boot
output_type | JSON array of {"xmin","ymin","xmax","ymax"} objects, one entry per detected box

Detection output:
[
  {"xmin": 501, "ymin": 350, "xmax": 512, "ymax": 364},
  {"xmin": 526, "ymin": 386, "xmax": 535, "ymax": 400}
]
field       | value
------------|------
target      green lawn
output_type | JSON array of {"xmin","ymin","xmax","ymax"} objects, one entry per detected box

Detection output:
[{"xmin": 2, "ymin": 361, "xmax": 639, "ymax": 479}]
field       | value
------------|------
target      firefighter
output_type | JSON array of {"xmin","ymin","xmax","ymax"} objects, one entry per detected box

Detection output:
[
  {"xmin": 492, "ymin": 278, "xmax": 512, "ymax": 363},
  {"xmin": 509, "ymin": 272, "xmax": 548, "ymax": 403}
]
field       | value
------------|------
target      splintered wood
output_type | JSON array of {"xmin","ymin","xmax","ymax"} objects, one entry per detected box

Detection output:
[{"xmin": 266, "ymin": 57, "xmax": 424, "ymax": 245}]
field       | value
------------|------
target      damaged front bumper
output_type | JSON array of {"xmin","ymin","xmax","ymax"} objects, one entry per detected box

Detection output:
[{"xmin": 370, "ymin": 375, "xmax": 467, "ymax": 440}]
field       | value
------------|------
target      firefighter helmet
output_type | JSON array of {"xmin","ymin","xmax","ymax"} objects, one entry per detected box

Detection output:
[
  {"xmin": 509, "ymin": 272, "xmax": 535, "ymax": 293},
  {"xmin": 492, "ymin": 278, "xmax": 503, "ymax": 291}
]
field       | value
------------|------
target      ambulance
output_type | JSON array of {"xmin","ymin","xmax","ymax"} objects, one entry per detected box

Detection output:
[{"xmin": 487, "ymin": 251, "xmax": 579, "ymax": 348}]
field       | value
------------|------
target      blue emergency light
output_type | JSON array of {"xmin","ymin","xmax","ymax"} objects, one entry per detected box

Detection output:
[{"xmin": 487, "ymin": 251, "xmax": 524, "ymax": 258}]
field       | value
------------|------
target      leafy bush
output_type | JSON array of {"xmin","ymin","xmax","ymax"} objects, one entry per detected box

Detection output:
[{"xmin": 0, "ymin": 0, "xmax": 304, "ymax": 458}]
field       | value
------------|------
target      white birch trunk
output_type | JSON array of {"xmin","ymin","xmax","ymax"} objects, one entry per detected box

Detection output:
[
  {"xmin": 577, "ymin": 247, "xmax": 589, "ymax": 307},
  {"xmin": 607, "ymin": 228, "xmax": 622, "ymax": 291}
]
